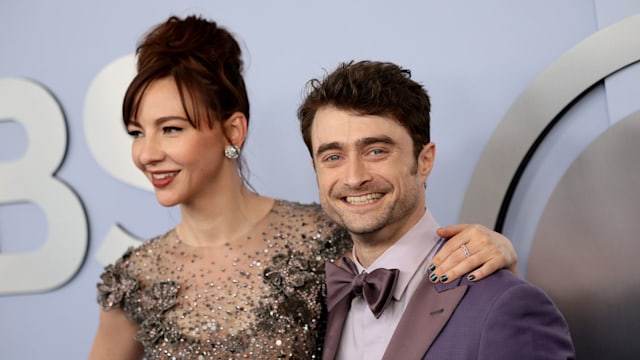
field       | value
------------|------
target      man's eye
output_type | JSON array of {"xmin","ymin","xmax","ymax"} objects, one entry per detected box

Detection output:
[
  {"xmin": 326, "ymin": 154, "xmax": 341, "ymax": 161},
  {"xmin": 370, "ymin": 148, "xmax": 386, "ymax": 155}
]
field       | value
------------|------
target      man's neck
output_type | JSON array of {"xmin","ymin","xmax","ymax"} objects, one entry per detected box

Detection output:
[
  {"xmin": 351, "ymin": 242, "xmax": 388, "ymax": 268},
  {"xmin": 351, "ymin": 207, "xmax": 426, "ymax": 268}
]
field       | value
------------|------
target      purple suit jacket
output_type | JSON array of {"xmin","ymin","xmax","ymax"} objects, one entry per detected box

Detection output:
[{"xmin": 323, "ymin": 268, "xmax": 575, "ymax": 359}]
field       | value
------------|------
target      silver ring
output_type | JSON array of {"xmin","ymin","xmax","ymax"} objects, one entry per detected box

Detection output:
[{"xmin": 460, "ymin": 244, "xmax": 471, "ymax": 258}]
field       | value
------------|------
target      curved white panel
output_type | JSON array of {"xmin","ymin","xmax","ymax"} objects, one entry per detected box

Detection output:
[
  {"xmin": 459, "ymin": 13, "xmax": 640, "ymax": 228},
  {"xmin": 527, "ymin": 112, "xmax": 640, "ymax": 359}
]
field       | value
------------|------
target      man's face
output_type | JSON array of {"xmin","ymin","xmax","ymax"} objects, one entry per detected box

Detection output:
[{"xmin": 310, "ymin": 106, "xmax": 434, "ymax": 246}]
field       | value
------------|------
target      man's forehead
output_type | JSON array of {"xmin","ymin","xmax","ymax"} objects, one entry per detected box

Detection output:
[{"xmin": 312, "ymin": 109, "xmax": 406, "ymax": 141}]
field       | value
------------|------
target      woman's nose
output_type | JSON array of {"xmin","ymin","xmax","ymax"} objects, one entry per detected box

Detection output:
[{"xmin": 137, "ymin": 136, "xmax": 164, "ymax": 165}]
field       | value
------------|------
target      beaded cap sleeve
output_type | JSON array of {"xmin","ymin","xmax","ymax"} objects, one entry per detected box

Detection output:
[{"xmin": 96, "ymin": 200, "xmax": 351, "ymax": 359}]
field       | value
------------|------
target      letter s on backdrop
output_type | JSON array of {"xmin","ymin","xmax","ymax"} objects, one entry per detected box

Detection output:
[{"xmin": 83, "ymin": 54, "xmax": 146, "ymax": 266}]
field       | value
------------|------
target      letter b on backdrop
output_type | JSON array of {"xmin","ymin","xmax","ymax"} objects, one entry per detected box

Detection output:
[{"xmin": 0, "ymin": 78, "xmax": 88, "ymax": 294}]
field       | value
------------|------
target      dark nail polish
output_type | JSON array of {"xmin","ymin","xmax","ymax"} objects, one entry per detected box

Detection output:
[
  {"xmin": 440, "ymin": 275, "xmax": 448, "ymax": 282},
  {"xmin": 467, "ymin": 274, "xmax": 476, "ymax": 281},
  {"xmin": 429, "ymin": 273, "xmax": 438, "ymax": 282},
  {"xmin": 428, "ymin": 264, "xmax": 436, "ymax": 272}
]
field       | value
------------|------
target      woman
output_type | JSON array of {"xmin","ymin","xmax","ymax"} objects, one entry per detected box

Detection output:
[{"xmin": 88, "ymin": 15, "xmax": 518, "ymax": 359}]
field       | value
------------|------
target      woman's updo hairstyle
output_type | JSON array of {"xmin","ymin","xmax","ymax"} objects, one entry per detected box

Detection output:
[{"xmin": 123, "ymin": 15, "xmax": 250, "ymax": 132}]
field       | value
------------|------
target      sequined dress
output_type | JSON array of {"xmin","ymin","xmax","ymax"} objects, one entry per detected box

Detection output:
[{"xmin": 97, "ymin": 200, "xmax": 351, "ymax": 359}]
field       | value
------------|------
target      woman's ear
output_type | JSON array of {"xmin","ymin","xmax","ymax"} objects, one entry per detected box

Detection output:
[{"xmin": 223, "ymin": 112, "xmax": 248, "ymax": 147}]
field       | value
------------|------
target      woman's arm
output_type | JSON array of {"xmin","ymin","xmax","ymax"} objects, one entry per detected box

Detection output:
[{"xmin": 87, "ymin": 308, "xmax": 144, "ymax": 360}]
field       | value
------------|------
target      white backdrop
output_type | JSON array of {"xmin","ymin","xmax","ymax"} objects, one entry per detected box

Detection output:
[{"xmin": 1, "ymin": 1, "xmax": 639, "ymax": 358}]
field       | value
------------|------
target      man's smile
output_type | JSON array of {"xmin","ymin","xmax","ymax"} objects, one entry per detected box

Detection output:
[{"xmin": 344, "ymin": 193, "xmax": 384, "ymax": 205}]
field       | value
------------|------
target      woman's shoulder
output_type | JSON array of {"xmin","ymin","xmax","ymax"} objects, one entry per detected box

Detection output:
[
  {"xmin": 96, "ymin": 229, "xmax": 175, "ymax": 311},
  {"xmin": 272, "ymin": 199, "xmax": 328, "ymax": 221},
  {"xmin": 271, "ymin": 199, "xmax": 352, "ymax": 260},
  {"xmin": 98, "ymin": 229, "xmax": 175, "ymax": 284},
  {"xmin": 271, "ymin": 199, "xmax": 338, "ymax": 233},
  {"xmin": 115, "ymin": 229, "xmax": 174, "ymax": 264},
  {"xmin": 274, "ymin": 198, "xmax": 322, "ymax": 212}
]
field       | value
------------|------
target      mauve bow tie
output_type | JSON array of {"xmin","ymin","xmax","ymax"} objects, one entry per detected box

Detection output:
[{"xmin": 325, "ymin": 256, "xmax": 399, "ymax": 319}]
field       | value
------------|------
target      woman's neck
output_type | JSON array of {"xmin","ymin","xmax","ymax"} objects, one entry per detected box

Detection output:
[{"xmin": 177, "ymin": 187, "xmax": 274, "ymax": 247}]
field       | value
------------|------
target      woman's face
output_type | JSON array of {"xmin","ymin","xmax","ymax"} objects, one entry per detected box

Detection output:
[{"xmin": 126, "ymin": 77, "xmax": 228, "ymax": 207}]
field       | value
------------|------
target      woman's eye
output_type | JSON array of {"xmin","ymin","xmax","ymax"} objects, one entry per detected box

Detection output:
[
  {"xmin": 163, "ymin": 126, "xmax": 182, "ymax": 134},
  {"xmin": 127, "ymin": 130, "xmax": 142, "ymax": 138}
]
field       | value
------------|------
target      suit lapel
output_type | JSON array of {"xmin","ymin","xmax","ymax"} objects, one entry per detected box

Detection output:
[
  {"xmin": 322, "ymin": 295, "xmax": 352, "ymax": 360},
  {"xmin": 381, "ymin": 275, "xmax": 468, "ymax": 360}
]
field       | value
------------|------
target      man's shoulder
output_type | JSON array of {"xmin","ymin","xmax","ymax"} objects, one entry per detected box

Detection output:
[
  {"xmin": 467, "ymin": 268, "xmax": 526, "ymax": 289},
  {"xmin": 458, "ymin": 269, "xmax": 556, "ymax": 309},
  {"xmin": 430, "ymin": 271, "xmax": 574, "ymax": 359}
]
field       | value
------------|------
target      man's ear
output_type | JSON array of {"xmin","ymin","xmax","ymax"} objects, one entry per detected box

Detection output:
[
  {"xmin": 223, "ymin": 112, "xmax": 248, "ymax": 147},
  {"xmin": 418, "ymin": 142, "xmax": 436, "ymax": 179}
]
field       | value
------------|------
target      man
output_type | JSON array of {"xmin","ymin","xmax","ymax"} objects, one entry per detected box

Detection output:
[{"xmin": 297, "ymin": 60, "xmax": 575, "ymax": 359}]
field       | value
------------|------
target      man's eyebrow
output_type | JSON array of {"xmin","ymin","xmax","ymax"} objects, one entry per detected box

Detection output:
[
  {"xmin": 314, "ymin": 136, "xmax": 397, "ymax": 157},
  {"xmin": 357, "ymin": 135, "xmax": 396, "ymax": 147},
  {"xmin": 316, "ymin": 142, "xmax": 342, "ymax": 157}
]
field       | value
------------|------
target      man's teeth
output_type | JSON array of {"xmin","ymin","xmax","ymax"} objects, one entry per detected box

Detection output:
[
  {"xmin": 152, "ymin": 172, "xmax": 177, "ymax": 180},
  {"xmin": 345, "ymin": 193, "xmax": 382, "ymax": 204}
]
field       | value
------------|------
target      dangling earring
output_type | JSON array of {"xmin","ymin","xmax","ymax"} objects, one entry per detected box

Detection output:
[{"xmin": 224, "ymin": 145, "xmax": 240, "ymax": 159}]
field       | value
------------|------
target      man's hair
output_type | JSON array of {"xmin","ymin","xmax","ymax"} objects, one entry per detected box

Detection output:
[{"xmin": 297, "ymin": 60, "xmax": 431, "ymax": 160}]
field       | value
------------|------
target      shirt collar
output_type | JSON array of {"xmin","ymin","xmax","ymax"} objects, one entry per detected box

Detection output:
[{"xmin": 352, "ymin": 207, "xmax": 441, "ymax": 301}]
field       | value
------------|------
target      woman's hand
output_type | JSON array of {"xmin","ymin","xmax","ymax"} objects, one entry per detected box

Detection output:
[{"xmin": 427, "ymin": 224, "xmax": 519, "ymax": 283}]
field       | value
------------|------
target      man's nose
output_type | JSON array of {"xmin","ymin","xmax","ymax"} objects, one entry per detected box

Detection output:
[{"xmin": 343, "ymin": 157, "xmax": 372, "ymax": 188}]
